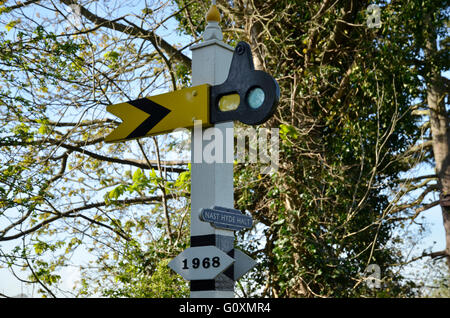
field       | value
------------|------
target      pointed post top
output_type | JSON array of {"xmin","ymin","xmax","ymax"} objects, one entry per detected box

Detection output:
[
  {"xmin": 190, "ymin": 0, "xmax": 233, "ymax": 54},
  {"xmin": 206, "ymin": 3, "xmax": 220, "ymax": 23},
  {"xmin": 202, "ymin": 1, "xmax": 223, "ymax": 41}
]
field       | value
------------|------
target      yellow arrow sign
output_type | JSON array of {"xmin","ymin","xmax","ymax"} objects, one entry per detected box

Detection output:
[{"xmin": 105, "ymin": 84, "xmax": 210, "ymax": 143}]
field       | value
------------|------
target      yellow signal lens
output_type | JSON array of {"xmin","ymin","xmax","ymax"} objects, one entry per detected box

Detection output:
[{"xmin": 218, "ymin": 94, "xmax": 240, "ymax": 112}]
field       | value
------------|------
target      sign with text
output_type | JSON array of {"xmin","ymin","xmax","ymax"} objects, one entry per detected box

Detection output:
[
  {"xmin": 200, "ymin": 206, "xmax": 253, "ymax": 231},
  {"xmin": 168, "ymin": 246, "xmax": 234, "ymax": 281}
]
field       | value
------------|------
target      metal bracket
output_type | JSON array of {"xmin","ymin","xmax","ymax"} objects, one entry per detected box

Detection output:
[{"xmin": 210, "ymin": 41, "xmax": 280, "ymax": 125}]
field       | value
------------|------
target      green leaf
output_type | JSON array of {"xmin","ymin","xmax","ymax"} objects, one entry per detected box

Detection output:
[
  {"xmin": 5, "ymin": 19, "xmax": 20, "ymax": 31},
  {"xmin": 132, "ymin": 168, "xmax": 144, "ymax": 183}
]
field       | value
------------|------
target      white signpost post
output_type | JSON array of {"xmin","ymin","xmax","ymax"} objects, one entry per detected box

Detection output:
[
  {"xmin": 188, "ymin": 3, "xmax": 236, "ymax": 298},
  {"xmin": 180, "ymin": 1, "xmax": 276, "ymax": 298}
]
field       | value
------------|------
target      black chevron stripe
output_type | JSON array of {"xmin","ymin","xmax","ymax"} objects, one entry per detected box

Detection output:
[{"xmin": 126, "ymin": 98, "xmax": 171, "ymax": 140}]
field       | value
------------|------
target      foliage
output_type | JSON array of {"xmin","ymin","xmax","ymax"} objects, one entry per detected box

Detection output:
[
  {"xmin": 215, "ymin": 0, "xmax": 447, "ymax": 297},
  {"xmin": 88, "ymin": 240, "xmax": 189, "ymax": 298},
  {"xmin": 0, "ymin": 0, "xmax": 192, "ymax": 298},
  {"xmin": 0, "ymin": 0, "xmax": 448, "ymax": 298}
]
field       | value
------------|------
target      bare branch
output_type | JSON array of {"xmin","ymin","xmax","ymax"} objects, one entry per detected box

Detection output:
[
  {"xmin": 4, "ymin": 0, "xmax": 41, "ymax": 11},
  {"xmin": 59, "ymin": 0, "xmax": 192, "ymax": 68},
  {"xmin": 0, "ymin": 194, "xmax": 181, "ymax": 241},
  {"xmin": 23, "ymin": 242, "xmax": 57, "ymax": 298}
]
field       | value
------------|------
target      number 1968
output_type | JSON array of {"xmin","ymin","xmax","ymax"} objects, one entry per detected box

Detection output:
[{"xmin": 182, "ymin": 256, "xmax": 221, "ymax": 269}]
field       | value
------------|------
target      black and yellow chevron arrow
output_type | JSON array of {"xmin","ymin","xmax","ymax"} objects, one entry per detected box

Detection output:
[
  {"xmin": 105, "ymin": 42, "xmax": 279, "ymax": 143},
  {"xmin": 105, "ymin": 84, "xmax": 209, "ymax": 143}
]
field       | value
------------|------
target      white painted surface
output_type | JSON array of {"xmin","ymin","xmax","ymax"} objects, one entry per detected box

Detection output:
[
  {"xmin": 190, "ymin": 28, "xmax": 234, "ymax": 238},
  {"xmin": 190, "ymin": 290, "xmax": 234, "ymax": 298},
  {"xmin": 233, "ymin": 249, "xmax": 257, "ymax": 281},
  {"xmin": 168, "ymin": 246, "xmax": 234, "ymax": 281},
  {"xmin": 189, "ymin": 17, "xmax": 235, "ymax": 298}
]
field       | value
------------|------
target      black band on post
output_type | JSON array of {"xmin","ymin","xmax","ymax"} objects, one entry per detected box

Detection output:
[{"xmin": 190, "ymin": 234, "xmax": 235, "ymax": 293}]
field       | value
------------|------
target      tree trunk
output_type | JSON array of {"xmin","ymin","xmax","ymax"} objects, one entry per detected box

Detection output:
[{"xmin": 425, "ymin": 27, "xmax": 450, "ymax": 269}]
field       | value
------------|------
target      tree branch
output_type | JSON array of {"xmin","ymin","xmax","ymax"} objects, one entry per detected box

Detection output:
[
  {"xmin": 59, "ymin": 0, "xmax": 192, "ymax": 68},
  {"xmin": 44, "ymin": 138, "xmax": 188, "ymax": 173},
  {"xmin": 4, "ymin": 0, "xmax": 41, "ymax": 11},
  {"xmin": 0, "ymin": 195, "xmax": 180, "ymax": 241},
  {"xmin": 151, "ymin": 137, "xmax": 173, "ymax": 244},
  {"xmin": 391, "ymin": 184, "xmax": 440, "ymax": 214},
  {"xmin": 23, "ymin": 244, "xmax": 57, "ymax": 298},
  {"xmin": 412, "ymin": 200, "xmax": 440, "ymax": 219}
]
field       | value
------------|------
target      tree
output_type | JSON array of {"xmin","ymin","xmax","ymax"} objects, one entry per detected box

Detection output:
[
  {"xmin": 422, "ymin": 2, "xmax": 450, "ymax": 267},
  {"xmin": 0, "ymin": 0, "xmax": 192, "ymax": 297},
  {"xmin": 0, "ymin": 0, "xmax": 448, "ymax": 298},
  {"xmin": 172, "ymin": 0, "xmax": 448, "ymax": 296}
]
